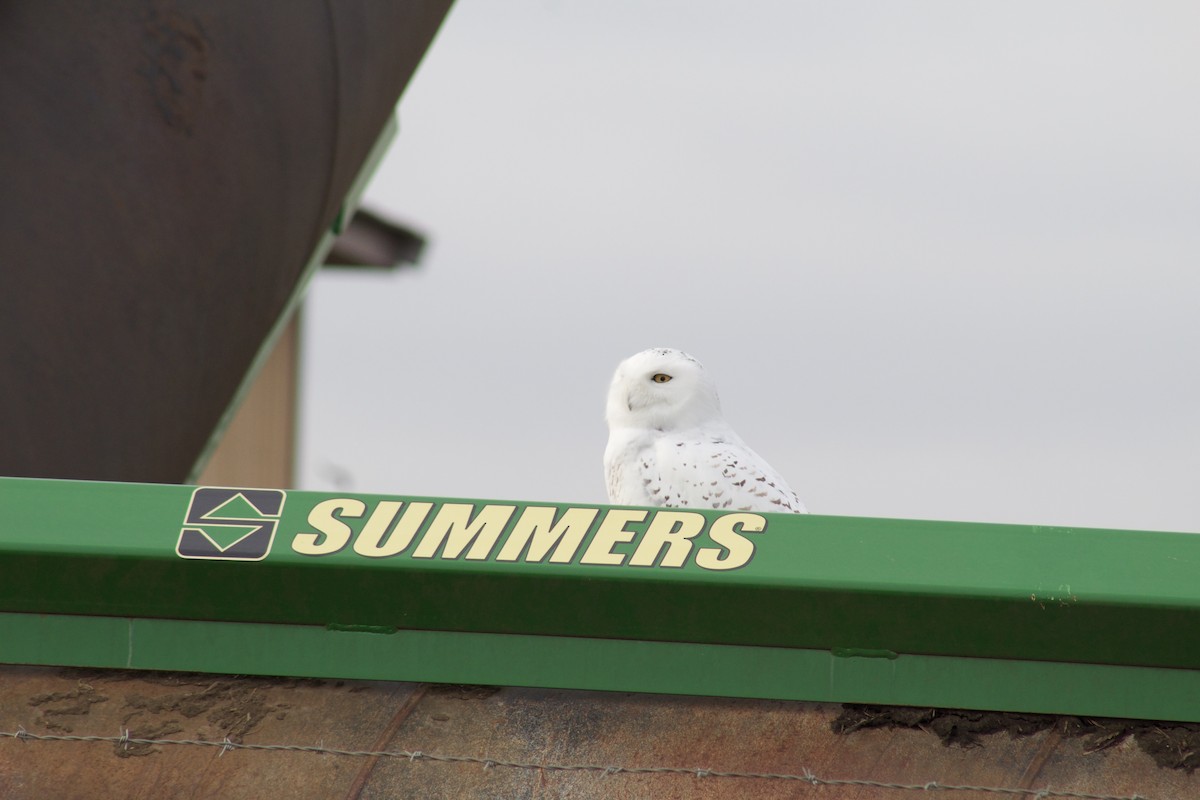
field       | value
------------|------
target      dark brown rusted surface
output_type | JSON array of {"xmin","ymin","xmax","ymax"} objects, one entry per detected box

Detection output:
[
  {"xmin": 832, "ymin": 704, "xmax": 1200, "ymax": 772},
  {"xmin": 0, "ymin": 666, "xmax": 1195, "ymax": 799},
  {"xmin": 0, "ymin": 666, "xmax": 424, "ymax": 798},
  {"xmin": 0, "ymin": 0, "xmax": 452, "ymax": 483}
]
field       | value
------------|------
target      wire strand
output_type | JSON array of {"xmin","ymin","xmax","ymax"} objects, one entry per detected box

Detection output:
[{"xmin": 0, "ymin": 728, "xmax": 1150, "ymax": 799}]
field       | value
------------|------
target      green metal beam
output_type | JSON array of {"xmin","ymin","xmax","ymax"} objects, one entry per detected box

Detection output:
[
  {"xmin": 3, "ymin": 612, "xmax": 1199, "ymax": 723},
  {"xmin": 1, "ymin": 477, "xmax": 1198, "ymax": 721}
]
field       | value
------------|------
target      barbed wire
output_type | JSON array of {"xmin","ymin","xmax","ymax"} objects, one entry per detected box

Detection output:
[{"xmin": 0, "ymin": 727, "xmax": 1150, "ymax": 799}]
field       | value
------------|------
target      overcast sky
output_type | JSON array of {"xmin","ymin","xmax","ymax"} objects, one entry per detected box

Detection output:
[{"xmin": 298, "ymin": 1, "xmax": 1199, "ymax": 534}]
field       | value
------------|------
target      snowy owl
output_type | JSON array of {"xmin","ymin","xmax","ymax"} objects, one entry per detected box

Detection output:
[{"xmin": 604, "ymin": 348, "xmax": 807, "ymax": 513}]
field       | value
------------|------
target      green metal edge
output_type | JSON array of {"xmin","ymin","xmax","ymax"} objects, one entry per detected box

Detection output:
[
  {"xmin": 184, "ymin": 115, "xmax": 400, "ymax": 483},
  {"xmin": 2, "ymin": 476, "xmax": 1200, "ymax": 675},
  {"xmin": 3, "ymin": 611, "xmax": 1198, "ymax": 723}
]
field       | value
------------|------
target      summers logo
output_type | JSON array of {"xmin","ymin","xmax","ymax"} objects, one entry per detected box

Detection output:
[{"xmin": 177, "ymin": 487, "xmax": 286, "ymax": 561}]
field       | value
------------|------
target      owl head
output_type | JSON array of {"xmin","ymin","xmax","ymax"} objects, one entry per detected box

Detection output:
[{"xmin": 605, "ymin": 348, "xmax": 723, "ymax": 431}]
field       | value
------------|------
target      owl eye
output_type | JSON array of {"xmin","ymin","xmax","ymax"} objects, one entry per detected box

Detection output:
[{"xmin": 652, "ymin": 373, "xmax": 673, "ymax": 383}]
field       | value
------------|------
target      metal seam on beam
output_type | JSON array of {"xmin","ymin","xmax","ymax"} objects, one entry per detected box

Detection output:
[{"xmin": 3, "ymin": 612, "xmax": 1200, "ymax": 723}]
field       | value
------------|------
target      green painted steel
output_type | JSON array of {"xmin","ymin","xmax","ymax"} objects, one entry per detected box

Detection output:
[
  {"xmin": 3, "ymin": 611, "xmax": 1200, "ymax": 723},
  {"xmin": 1, "ymin": 476, "xmax": 1199, "ymax": 720}
]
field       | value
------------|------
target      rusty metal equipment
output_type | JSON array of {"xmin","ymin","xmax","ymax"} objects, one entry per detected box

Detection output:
[{"xmin": 0, "ymin": 1, "xmax": 453, "ymax": 484}]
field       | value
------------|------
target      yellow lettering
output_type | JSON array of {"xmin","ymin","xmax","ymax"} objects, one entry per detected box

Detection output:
[
  {"xmin": 496, "ymin": 506, "xmax": 598, "ymax": 563},
  {"xmin": 292, "ymin": 498, "xmax": 363, "ymax": 556},
  {"xmin": 695, "ymin": 512, "xmax": 764, "ymax": 570},
  {"xmin": 353, "ymin": 501, "xmax": 433, "ymax": 558},
  {"xmin": 413, "ymin": 503, "xmax": 517, "ymax": 560},
  {"xmin": 580, "ymin": 509, "xmax": 647, "ymax": 566},
  {"xmin": 628, "ymin": 511, "xmax": 705, "ymax": 567}
]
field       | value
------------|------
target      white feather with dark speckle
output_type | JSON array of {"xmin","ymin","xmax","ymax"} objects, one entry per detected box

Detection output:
[{"xmin": 604, "ymin": 348, "xmax": 807, "ymax": 513}]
